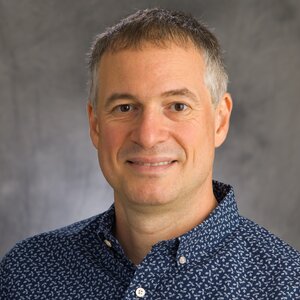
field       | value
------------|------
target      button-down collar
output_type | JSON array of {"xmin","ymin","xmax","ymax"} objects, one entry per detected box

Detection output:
[{"xmin": 95, "ymin": 181, "xmax": 240, "ymax": 266}]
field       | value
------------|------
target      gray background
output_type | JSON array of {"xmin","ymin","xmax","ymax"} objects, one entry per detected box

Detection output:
[{"xmin": 0, "ymin": 0, "xmax": 299, "ymax": 257}]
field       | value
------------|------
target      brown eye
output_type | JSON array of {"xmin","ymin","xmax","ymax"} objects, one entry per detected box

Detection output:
[
  {"xmin": 117, "ymin": 104, "xmax": 133, "ymax": 112},
  {"xmin": 171, "ymin": 103, "xmax": 188, "ymax": 112}
]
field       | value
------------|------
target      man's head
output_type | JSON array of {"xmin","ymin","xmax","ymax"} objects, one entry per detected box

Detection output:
[
  {"xmin": 87, "ymin": 8, "xmax": 232, "ymax": 209},
  {"xmin": 88, "ymin": 8, "xmax": 228, "ymax": 110}
]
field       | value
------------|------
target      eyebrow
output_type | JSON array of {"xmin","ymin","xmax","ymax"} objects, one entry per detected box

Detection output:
[
  {"xmin": 104, "ymin": 88, "xmax": 198, "ymax": 108},
  {"xmin": 106, "ymin": 93, "xmax": 138, "ymax": 103},
  {"xmin": 161, "ymin": 88, "xmax": 198, "ymax": 103}
]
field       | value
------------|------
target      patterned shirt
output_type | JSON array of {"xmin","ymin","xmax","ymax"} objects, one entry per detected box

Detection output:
[{"xmin": 1, "ymin": 181, "xmax": 300, "ymax": 299}]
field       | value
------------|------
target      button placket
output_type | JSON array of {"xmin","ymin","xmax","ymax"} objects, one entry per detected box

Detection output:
[{"xmin": 124, "ymin": 241, "xmax": 176, "ymax": 299}]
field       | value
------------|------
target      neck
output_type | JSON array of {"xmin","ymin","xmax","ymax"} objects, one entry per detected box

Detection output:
[{"xmin": 114, "ymin": 181, "xmax": 218, "ymax": 265}]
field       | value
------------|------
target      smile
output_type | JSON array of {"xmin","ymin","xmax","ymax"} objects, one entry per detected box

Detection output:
[
  {"xmin": 129, "ymin": 161, "xmax": 175, "ymax": 166},
  {"xmin": 126, "ymin": 159, "xmax": 177, "ymax": 173}
]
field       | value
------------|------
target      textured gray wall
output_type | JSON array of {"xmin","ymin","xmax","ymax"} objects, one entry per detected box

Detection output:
[{"xmin": 0, "ymin": 0, "xmax": 299, "ymax": 257}]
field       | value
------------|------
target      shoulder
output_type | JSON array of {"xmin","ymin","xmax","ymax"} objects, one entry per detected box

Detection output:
[
  {"xmin": 6, "ymin": 214, "xmax": 99, "ymax": 254},
  {"xmin": 0, "ymin": 213, "xmax": 109, "ymax": 298},
  {"xmin": 0, "ymin": 208, "xmax": 117, "ymax": 299},
  {"xmin": 213, "ymin": 216, "xmax": 300, "ymax": 297},
  {"xmin": 230, "ymin": 216, "xmax": 300, "ymax": 285},
  {"xmin": 0, "ymin": 213, "xmax": 102, "ymax": 275},
  {"xmin": 237, "ymin": 216, "xmax": 300, "ymax": 262}
]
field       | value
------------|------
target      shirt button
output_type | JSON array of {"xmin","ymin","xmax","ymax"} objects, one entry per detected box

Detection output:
[
  {"xmin": 104, "ymin": 239, "xmax": 112, "ymax": 248},
  {"xmin": 136, "ymin": 287, "xmax": 146, "ymax": 298},
  {"xmin": 179, "ymin": 255, "xmax": 187, "ymax": 265}
]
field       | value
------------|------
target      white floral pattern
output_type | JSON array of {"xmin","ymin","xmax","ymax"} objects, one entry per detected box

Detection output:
[{"xmin": 1, "ymin": 181, "xmax": 299, "ymax": 299}]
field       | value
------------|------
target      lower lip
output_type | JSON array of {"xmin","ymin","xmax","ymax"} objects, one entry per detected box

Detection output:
[{"xmin": 126, "ymin": 161, "xmax": 177, "ymax": 174}]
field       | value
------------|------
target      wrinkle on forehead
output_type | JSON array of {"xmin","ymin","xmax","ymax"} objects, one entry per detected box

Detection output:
[{"xmin": 97, "ymin": 43, "xmax": 210, "ymax": 108}]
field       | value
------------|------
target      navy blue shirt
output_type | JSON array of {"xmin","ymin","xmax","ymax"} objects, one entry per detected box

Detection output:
[{"xmin": 1, "ymin": 181, "xmax": 300, "ymax": 299}]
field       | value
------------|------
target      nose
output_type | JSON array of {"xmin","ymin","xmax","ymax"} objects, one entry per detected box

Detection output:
[{"xmin": 130, "ymin": 107, "xmax": 169, "ymax": 149}]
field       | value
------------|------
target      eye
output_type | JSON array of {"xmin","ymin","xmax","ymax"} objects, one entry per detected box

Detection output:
[
  {"xmin": 170, "ymin": 103, "xmax": 189, "ymax": 112},
  {"xmin": 115, "ymin": 104, "xmax": 135, "ymax": 113}
]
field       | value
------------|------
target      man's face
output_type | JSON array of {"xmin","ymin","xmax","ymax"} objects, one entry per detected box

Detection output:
[{"xmin": 88, "ymin": 43, "xmax": 231, "ymax": 208}]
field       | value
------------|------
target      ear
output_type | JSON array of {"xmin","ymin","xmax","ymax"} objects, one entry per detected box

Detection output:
[
  {"xmin": 87, "ymin": 102, "xmax": 100, "ymax": 149},
  {"xmin": 214, "ymin": 93, "xmax": 233, "ymax": 148}
]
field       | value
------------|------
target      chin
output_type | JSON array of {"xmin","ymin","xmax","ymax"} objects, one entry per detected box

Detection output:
[{"xmin": 125, "ymin": 186, "xmax": 176, "ymax": 206}]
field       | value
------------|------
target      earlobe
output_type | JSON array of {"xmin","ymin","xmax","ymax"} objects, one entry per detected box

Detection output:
[
  {"xmin": 214, "ymin": 93, "xmax": 233, "ymax": 148},
  {"xmin": 87, "ymin": 102, "xmax": 100, "ymax": 149}
]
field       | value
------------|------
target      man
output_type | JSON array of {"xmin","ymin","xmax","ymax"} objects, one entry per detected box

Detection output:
[{"xmin": 1, "ymin": 8, "xmax": 299, "ymax": 299}]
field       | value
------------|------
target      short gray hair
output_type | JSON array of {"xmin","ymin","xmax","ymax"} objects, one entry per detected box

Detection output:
[{"xmin": 88, "ymin": 8, "xmax": 228, "ymax": 109}]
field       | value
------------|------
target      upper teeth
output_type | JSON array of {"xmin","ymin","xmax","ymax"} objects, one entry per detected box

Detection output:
[{"xmin": 135, "ymin": 161, "xmax": 172, "ymax": 166}]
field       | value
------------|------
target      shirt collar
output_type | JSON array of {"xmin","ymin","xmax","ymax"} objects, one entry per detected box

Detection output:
[
  {"xmin": 95, "ymin": 181, "xmax": 241, "ymax": 263},
  {"xmin": 176, "ymin": 181, "xmax": 241, "ymax": 264}
]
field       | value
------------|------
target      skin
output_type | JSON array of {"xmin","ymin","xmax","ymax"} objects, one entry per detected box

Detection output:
[{"xmin": 88, "ymin": 42, "xmax": 232, "ymax": 265}]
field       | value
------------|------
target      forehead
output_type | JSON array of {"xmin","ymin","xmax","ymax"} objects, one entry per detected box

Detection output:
[{"xmin": 97, "ymin": 42, "xmax": 208, "ymax": 101}]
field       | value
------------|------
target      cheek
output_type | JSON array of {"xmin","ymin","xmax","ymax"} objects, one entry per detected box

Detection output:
[
  {"xmin": 173, "ymin": 117, "xmax": 215, "ymax": 159},
  {"xmin": 98, "ymin": 125, "xmax": 127, "ymax": 182},
  {"xmin": 99, "ymin": 124, "xmax": 127, "ymax": 156},
  {"xmin": 176, "ymin": 118, "xmax": 214, "ymax": 144}
]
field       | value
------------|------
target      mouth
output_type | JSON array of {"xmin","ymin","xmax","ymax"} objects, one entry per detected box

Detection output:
[
  {"xmin": 126, "ymin": 158, "xmax": 178, "ymax": 173},
  {"xmin": 127, "ymin": 160, "xmax": 177, "ymax": 166}
]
